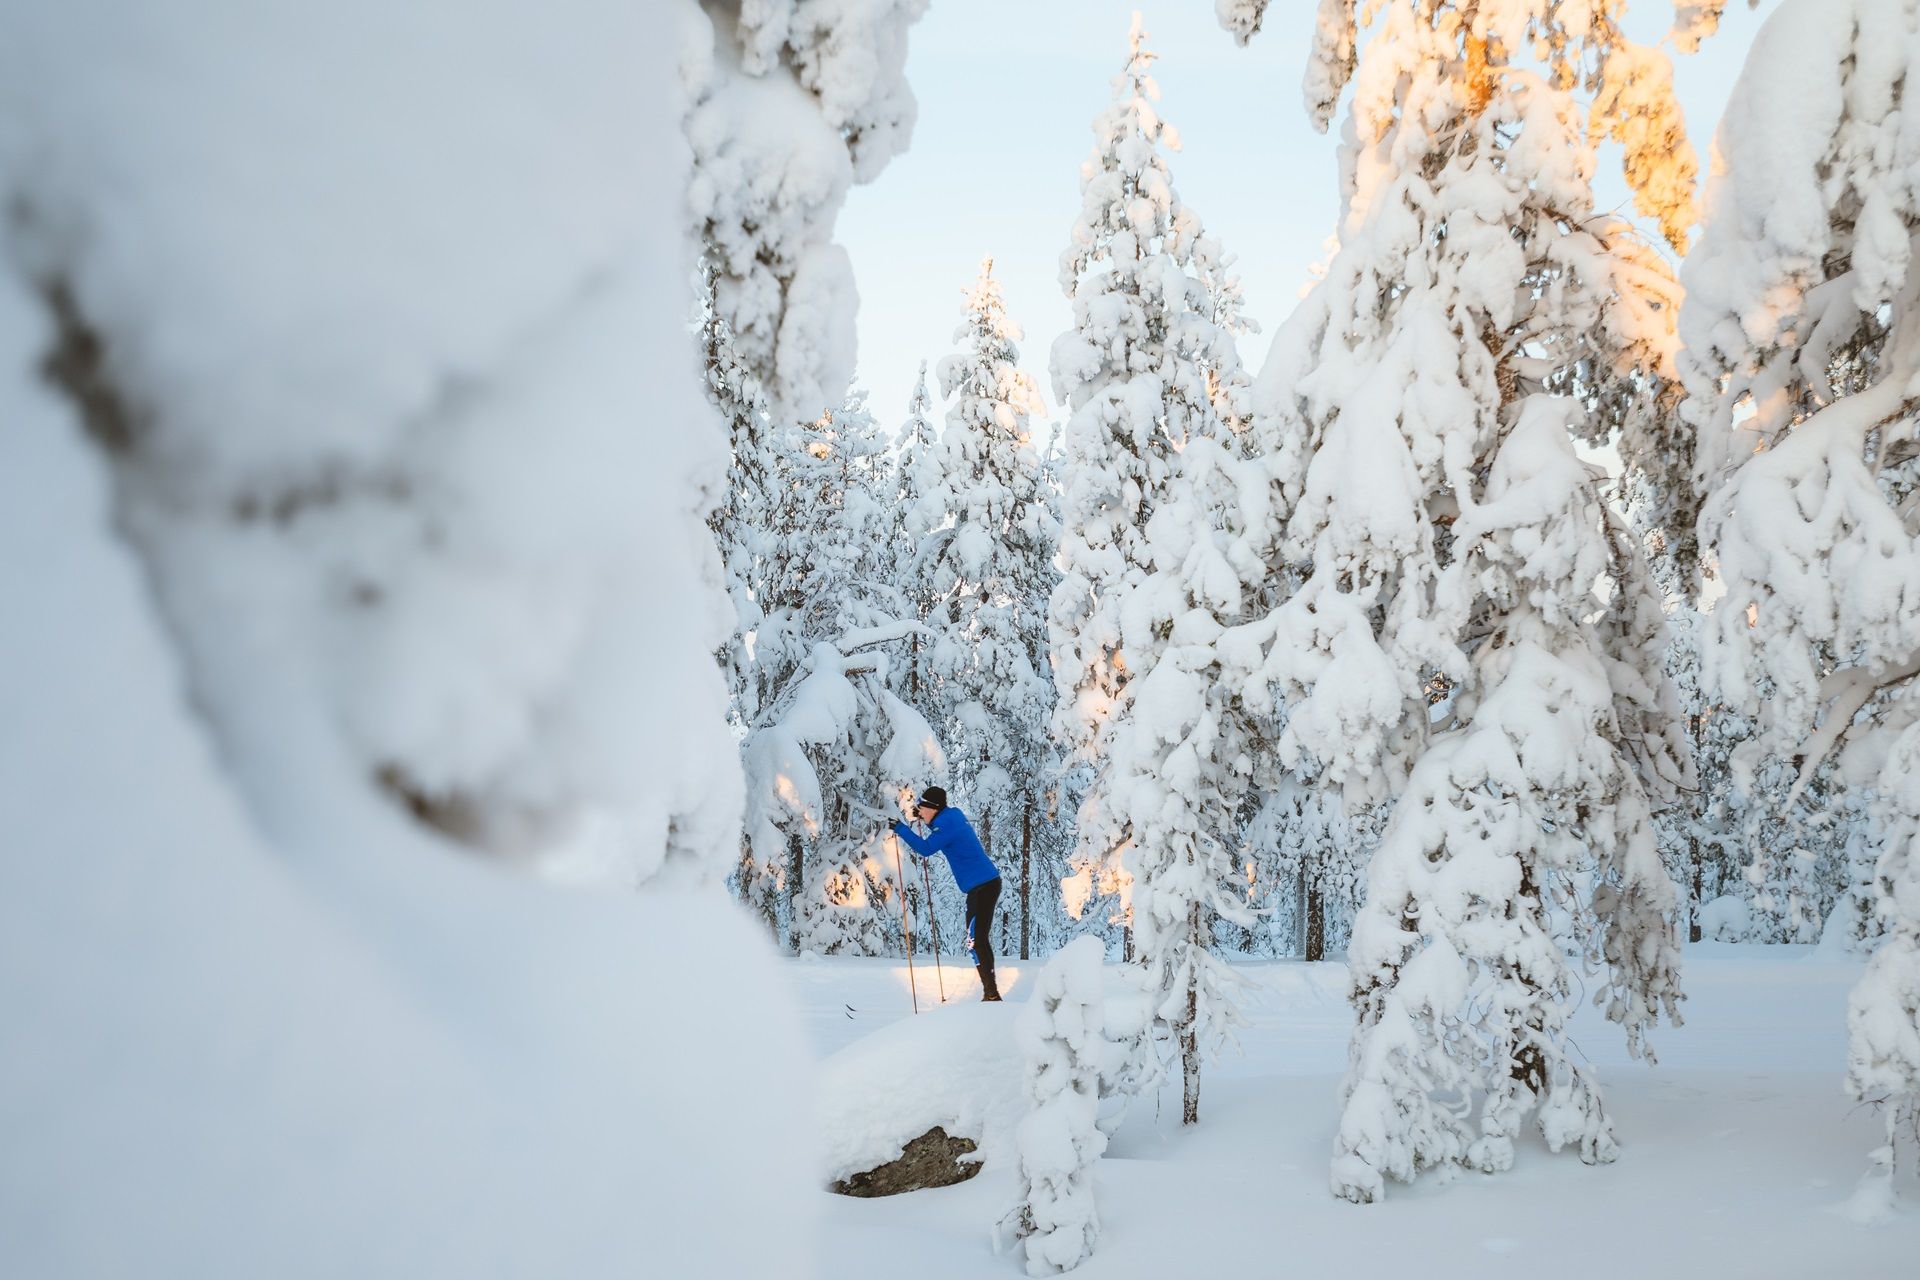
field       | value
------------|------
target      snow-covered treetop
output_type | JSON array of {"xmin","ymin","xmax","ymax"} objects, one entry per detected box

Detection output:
[
  {"xmin": 930, "ymin": 256, "xmax": 1048, "ymax": 594},
  {"xmin": 939, "ymin": 256, "xmax": 1044, "ymax": 449},
  {"xmin": 1234, "ymin": 1, "xmax": 1700, "ymax": 253},
  {"xmin": 761, "ymin": 389, "xmax": 902, "ymax": 654},
  {"xmin": 1057, "ymin": 10, "xmax": 1180, "ymax": 306},
  {"xmin": 899, "ymin": 358, "xmax": 936, "ymax": 451},
  {"xmin": 1052, "ymin": 13, "xmax": 1251, "ymax": 459},
  {"xmin": 893, "ymin": 361, "xmax": 949, "ymax": 563},
  {"xmin": 923, "ymin": 255, "xmax": 1056, "ymax": 809}
]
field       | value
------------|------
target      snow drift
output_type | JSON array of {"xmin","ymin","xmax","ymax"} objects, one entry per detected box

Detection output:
[{"xmin": 817, "ymin": 1002, "xmax": 1027, "ymax": 1187}]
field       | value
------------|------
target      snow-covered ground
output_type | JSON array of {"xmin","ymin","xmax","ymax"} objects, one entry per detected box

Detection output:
[{"xmin": 800, "ymin": 947, "xmax": 1919, "ymax": 1278}]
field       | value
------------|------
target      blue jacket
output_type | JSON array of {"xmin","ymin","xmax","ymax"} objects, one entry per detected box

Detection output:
[{"xmin": 891, "ymin": 807, "xmax": 1000, "ymax": 892}]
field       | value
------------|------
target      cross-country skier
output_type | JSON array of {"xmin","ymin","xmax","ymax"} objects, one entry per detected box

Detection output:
[{"xmin": 890, "ymin": 786, "xmax": 1002, "ymax": 1001}]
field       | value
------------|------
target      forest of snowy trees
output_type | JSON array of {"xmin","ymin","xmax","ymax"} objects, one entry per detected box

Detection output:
[
  {"xmin": 695, "ymin": 0, "xmax": 1920, "ymax": 1246},
  {"xmin": 6, "ymin": 0, "xmax": 1920, "ymax": 1275}
]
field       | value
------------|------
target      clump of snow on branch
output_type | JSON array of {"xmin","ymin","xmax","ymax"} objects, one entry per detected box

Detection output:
[
  {"xmin": 1215, "ymin": 0, "xmax": 1271, "ymax": 46},
  {"xmin": 1670, "ymin": 1, "xmax": 1760, "ymax": 54},
  {"xmin": 3, "ymin": 0, "xmax": 752, "ymax": 889},
  {"xmin": 685, "ymin": 0, "xmax": 929, "ymax": 424}
]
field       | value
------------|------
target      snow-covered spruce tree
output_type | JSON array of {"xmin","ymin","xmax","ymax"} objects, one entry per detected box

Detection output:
[
  {"xmin": 1051, "ymin": 15, "xmax": 1267, "ymax": 1123},
  {"xmin": 1227, "ymin": 2, "xmax": 1697, "ymax": 1201},
  {"xmin": 1662, "ymin": 608, "xmax": 1865, "ymax": 946},
  {"xmin": 921, "ymin": 257, "xmax": 1061, "ymax": 962},
  {"xmin": 740, "ymin": 390, "xmax": 942, "ymax": 953},
  {"xmin": 684, "ymin": 0, "xmax": 929, "ymax": 425},
  {"xmin": 1682, "ymin": 0, "xmax": 1920, "ymax": 1204},
  {"xmin": 1049, "ymin": 12, "xmax": 1255, "ymax": 967},
  {"xmin": 1115, "ymin": 420, "xmax": 1272, "ymax": 1123},
  {"xmin": 1658, "ymin": 607, "xmax": 1741, "ymax": 942},
  {"xmin": 998, "ymin": 937, "xmax": 1123, "ymax": 1277}
]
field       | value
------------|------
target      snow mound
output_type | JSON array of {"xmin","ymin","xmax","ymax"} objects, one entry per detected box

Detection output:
[
  {"xmin": 1701, "ymin": 893, "xmax": 1753, "ymax": 942},
  {"xmin": 818, "ymin": 1002, "xmax": 1026, "ymax": 1185}
]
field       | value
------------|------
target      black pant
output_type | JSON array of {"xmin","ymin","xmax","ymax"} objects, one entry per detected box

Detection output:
[{"xmin": 965, "ymin": 878, "xmax": 1002, "ymax": 988}]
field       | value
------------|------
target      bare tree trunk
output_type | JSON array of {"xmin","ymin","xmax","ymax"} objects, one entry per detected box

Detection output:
[
  {"xmin": 1020, "ymin": 803, "xmax": 1033, "ymax": 960},
  {"xmin": 1244, "ymin": 852, "xmax": 1259, "ymax": 951},
  {"xmin": 1306, "ymin": 879, "xmax": 1326, "ymax": 963},
  {"xmin": 1182, "ymin": 903, "xmax": 1202, "ymax": 1125},
  {"xmin": 1689, "ymin": 838, "xmax": 1704, "ymax": 944},
  {"xmin": 740, "ymin": 837, "xmax": 778, "ymax": 943},
  {"xmin": 786, "ymin": 830, "xmax": 804, "ymax": 955},
  {"xmin": 1295, "ymin": 860, "xmax": 1308, "ymax": 958}
]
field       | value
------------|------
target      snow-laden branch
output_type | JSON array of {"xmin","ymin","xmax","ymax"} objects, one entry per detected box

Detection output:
[{"xmin": 838, "ymin": 618, "xmax": 934, "ymax": 654}]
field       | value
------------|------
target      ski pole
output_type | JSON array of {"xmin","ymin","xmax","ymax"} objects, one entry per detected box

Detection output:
[
  {"xmin": 894, "ymin": 832, "xmax": 919, "ymax": 1015},
  {"xmin": 921, "ymin": 858, "xmax": 948, "ymax": 1003},
  {"xmin": 852, "ymin": 799, "xmax": 934, "ymax": 1012}
]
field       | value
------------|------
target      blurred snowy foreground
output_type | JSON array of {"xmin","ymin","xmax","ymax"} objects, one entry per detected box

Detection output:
[
  {"xmin": 0, "ymin": 193, "xmax": 811, "ymax": 1277},
  {"xmin": 801, "ymin": 949, "xmax": 1920, "ymax": 1279},
  {"xmin": 0, "ymin": 2, "xmax": 815, "ymax": 1275}
]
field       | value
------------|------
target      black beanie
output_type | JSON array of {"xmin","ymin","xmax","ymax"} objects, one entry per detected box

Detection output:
[{"xmin": 917, "ymin": 785, "xmax": 948, "ymax": 812}]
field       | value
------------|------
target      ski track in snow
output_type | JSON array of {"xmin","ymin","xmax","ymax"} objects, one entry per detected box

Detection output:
[{"xmin": 798, "ymin": 946, "xmax": 1920, "ymax": 1279}]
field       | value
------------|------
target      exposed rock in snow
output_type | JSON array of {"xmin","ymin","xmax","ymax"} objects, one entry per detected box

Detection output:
[{"xmin": 831, "ymin": 1126, "xmax": 981, "ymax": 1197}]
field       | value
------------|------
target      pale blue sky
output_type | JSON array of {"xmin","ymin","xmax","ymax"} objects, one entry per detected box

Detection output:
[{"xmin": 840, "ymin": 0, "xmax": 1772, "ymax": 435}]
